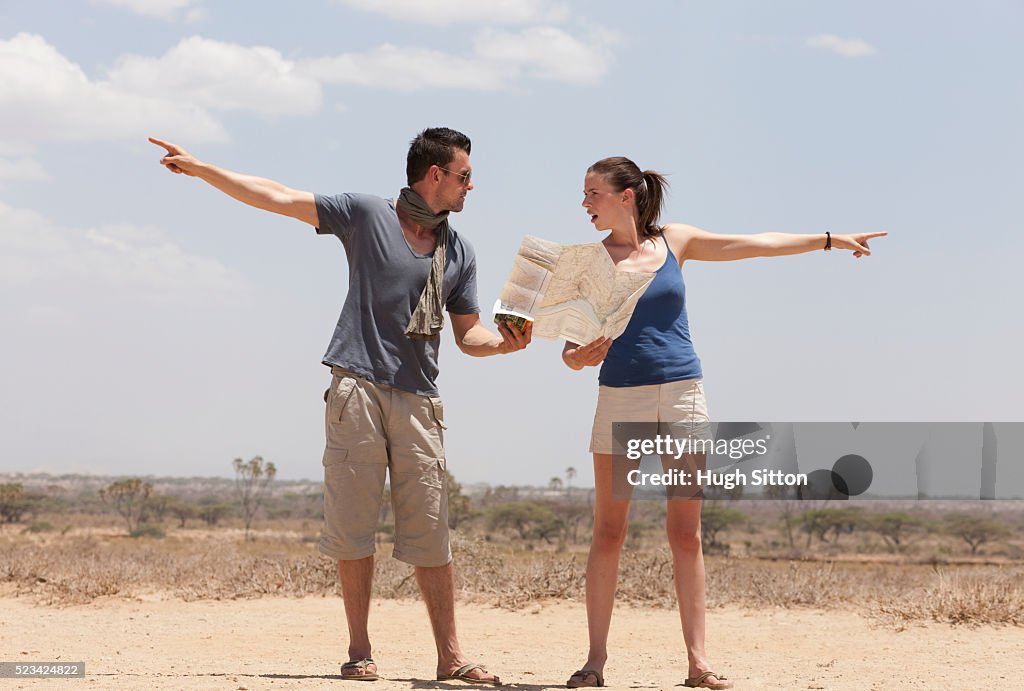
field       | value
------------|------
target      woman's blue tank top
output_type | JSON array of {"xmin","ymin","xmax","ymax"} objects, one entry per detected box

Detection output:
[{"xmin": 598, "ymin": 235, "xmax": 702, "ymax": 387}]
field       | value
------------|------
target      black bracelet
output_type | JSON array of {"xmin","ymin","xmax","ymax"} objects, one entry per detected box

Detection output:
[{"xmin": 824, "ymin": 231, "xmax": 832, "ymax": 251}]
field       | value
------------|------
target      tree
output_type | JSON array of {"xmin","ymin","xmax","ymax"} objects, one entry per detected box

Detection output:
[
  {"xmin": 99, "ymin": 479, "xmax": 153, "ymax": 533},
  {"xmin": 167, "ymin": 499, "xmax": 198, "ymax": 528},
  {"xmin": 548, "ymin": 477, "xmax": 563, "ymax": 493},
  {"xmin": 798, "ymin": 508, "xmax": 863, "ymax": 547},
  {"xmin": 943, "ymin": 513, "xmax": 1011, "ymax": 556},
  {"xmin": 867, "ymin": 511, "xmax": 926, "ymax": 550},
  {"xmin": 824, "ymin": 507, "xmax": 862, "ymax": 545},
  {"xmin": 487, "ymin": 501, "xmax": 563, "ymax": 543},
  {"xmin": 197, "ymin": 503, "xmax": 231, "ymax": 527},
  {"xmin": 233, "ymin": 456, "xmax": 276, "ymax": 540},
  {"xmin": 565, "ymin": 466, "xmax": 577, "ymax": 498},
  {"xmin": 700, "ymin": 504, "xmax": 748, "ymax": 549},
  {"xmin": 0, "ymin": 483, "xmax": 27, "ymax": 524}
]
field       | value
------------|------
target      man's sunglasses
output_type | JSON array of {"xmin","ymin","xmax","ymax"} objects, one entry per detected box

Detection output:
[{"xmin": 438, "ymin": 167, "xmax": 472, "ymax": 185}]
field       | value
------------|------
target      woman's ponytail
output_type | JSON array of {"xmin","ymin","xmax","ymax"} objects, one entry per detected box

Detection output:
[{"xmin": 637, "ymin": 170, "xmax": 669, "ymax": 238}]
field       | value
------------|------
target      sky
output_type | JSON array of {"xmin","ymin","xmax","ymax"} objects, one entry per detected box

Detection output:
[{"xmin": 1, "ymin": 1, "xmax": 1022, "ymax": 487}]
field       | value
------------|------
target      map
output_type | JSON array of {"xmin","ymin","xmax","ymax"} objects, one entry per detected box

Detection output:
[{"xmin": 494, "ymin": 235, "xmax": 656, "ymax": 344}]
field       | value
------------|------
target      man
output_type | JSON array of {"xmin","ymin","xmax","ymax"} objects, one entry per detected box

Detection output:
[{"xmin": 150, "ymin": 128, "xmax": 530, "ymax": 685}]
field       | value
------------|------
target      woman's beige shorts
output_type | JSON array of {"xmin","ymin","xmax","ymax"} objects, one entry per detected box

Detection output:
[{"xmin": 589, "ymin": 378, "xmax": 711, "ymax": 455}]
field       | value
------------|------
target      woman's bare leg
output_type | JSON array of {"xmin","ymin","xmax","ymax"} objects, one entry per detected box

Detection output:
[
  {"xmin": 570, "ymin": 453, "xmax": 634, "ymax": 685},
  {"xmin": 664, "ymin": 452, "xmax": 728, "ymax": 686}
]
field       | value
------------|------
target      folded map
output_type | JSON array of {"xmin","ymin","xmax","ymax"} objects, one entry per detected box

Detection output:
[{"xmin": 493, "ymin": 235, "xmax": 655, "ymax": 344}]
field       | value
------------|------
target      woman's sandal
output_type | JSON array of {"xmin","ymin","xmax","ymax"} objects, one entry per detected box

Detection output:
[{"xmin": 340, "ymin": 657, "xmax": 379, "ymax": 681}]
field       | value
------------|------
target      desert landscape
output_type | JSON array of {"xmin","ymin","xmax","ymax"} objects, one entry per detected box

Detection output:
[
  {"xmin": 1, "ymin": 472, "xmax": 1022, "ymax": 689},
  {"xmin": 5, "ymin": 594, "xmax": 1022, "ymax": 690}
]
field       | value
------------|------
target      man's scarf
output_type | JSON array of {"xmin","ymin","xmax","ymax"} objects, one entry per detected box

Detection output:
[{"xmin": 398, "ymin": 187, "xmax": 449, "ymax": 340}]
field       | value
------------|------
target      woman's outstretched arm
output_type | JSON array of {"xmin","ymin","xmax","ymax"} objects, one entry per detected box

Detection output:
[{"xmin": 665, "ymin": 223, "xmax": 888, "ymax": 263}]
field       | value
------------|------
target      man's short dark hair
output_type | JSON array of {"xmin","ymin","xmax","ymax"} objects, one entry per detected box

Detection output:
[{"xmin": 407, "ymin": 127, "xmax": 472, "ymax": 186}]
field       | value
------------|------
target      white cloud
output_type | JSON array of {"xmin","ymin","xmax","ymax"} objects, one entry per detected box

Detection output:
[
  {"xmin": 301, "ymin": 44, "xmax": 513, "ymax": 91},
  {"xmin": 807, "ymin": 34, "xmax": 876, "ymax": 58},
  {"xmin": 301, "ymin": 26, "xmax": 620, "ymax": 91},
  {"xmin": 0, "ymin": 156, "xmax": 48, "ymax": 181},
  {"xmin": 93, "ymin": 0, "xmax": 206, "ymax": 22},
  {"xmin": 1, "ymin": 23, "xmax": 618, "ymax": 151},
  {"xmin": 475, "ymin": 26, "xmax": 620, "ymax": 84},
  {"xmin": 107, "ymin": 36, "xmax": 322, "ymax": 115},
  {"xmin": 0, "ymin": 200, "xmax": 246, "ymax": 300},
  {"xmin": 334, "ymin": 0, "xmax": 569, "ymax": 26},
  {"xmin": 0, "ymin": 33, "xmax": 226, "ymax": 144}
]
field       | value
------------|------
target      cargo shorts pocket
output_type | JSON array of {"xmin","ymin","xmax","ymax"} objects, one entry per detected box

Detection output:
[
  {"xmin": 391, "ymin": 457, "xmax": 447, "ymax": 523},
  {"xmin": 426, "ymin": 397, "xmax": 447, "ymax": 454},
  {"xmin": 429, "ymin": 397, "xmax": 447, "ymax": 429},
  {"xmin": 425, "ymin": 457, "xmax": 446, "ymax": 488},
  {"xmin": 322, "ymin": 446, "xmax": 349, "ymax": 467},
  {"xmin": 322, "ymin": 446, "xmax": 388, "ymax": 557},
  {"xmin": 327, "ymin": 376, "xmax": 358, "ymax": 424}
]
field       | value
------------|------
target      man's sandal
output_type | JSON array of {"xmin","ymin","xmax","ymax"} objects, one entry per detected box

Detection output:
[
  {"xmin": 340, "ymin": 658, "xmax": 379, "ymax": 681},
  {"xmin": 683, "ymin": 671, "xmax": 732, "ymax": 689},
  {"xmin": 566, "ymin": 669, "xmax": 604, "ymax": 687},
  {"xmin": 437, "ymin": 662, "xmax": 502, "ymax": 686}
]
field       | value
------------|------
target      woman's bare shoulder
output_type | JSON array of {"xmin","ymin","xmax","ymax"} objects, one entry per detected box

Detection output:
[{"xmin": 662, "ymin": 223, "xmax": 705, "ymax": 262}]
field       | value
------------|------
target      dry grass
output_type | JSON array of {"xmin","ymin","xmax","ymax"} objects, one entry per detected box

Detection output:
[
  {"xmin": 1, "ymin": 534, "xmax": 336, "ymax": 605},
  {"xmin": 3, "ymin": 527, "xmax": 1022, "ymax": 628},
  {"xmin": 873, "ymin": 566, "xmax": 1024, "ymax": 627}
]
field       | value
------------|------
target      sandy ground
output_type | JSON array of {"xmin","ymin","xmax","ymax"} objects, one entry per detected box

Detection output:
[{"xmin": 1, "ymin": 595, "xmax": 1020, "ymax": 690}]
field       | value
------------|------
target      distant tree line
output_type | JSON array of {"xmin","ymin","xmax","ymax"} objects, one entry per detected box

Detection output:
[{"xmin": 2, "ymin": 467, "xmax": 1019, "ymax": 558}]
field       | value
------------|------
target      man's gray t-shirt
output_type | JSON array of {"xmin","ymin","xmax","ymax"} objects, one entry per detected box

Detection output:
[{"xmin": 314, "ymin": 193, "xmax": 480, "ymax": 397}]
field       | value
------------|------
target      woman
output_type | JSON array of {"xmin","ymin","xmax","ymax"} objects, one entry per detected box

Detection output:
[{"xmin": 562, "ymin": 156, "xmax": 885, "ymax": 689}]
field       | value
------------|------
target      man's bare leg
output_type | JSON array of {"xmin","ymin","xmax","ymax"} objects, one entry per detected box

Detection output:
[
  {"xmin": 338, "ymin": 557, "xmax": 377, "ymax": 678},
  {"xmin": 416, "ymin": 562, "xmax": 499, "ymax": 683}
]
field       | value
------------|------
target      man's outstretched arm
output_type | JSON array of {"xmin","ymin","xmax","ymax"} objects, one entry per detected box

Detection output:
[{"xmin": 149, "ymin": 137, "xmax": 318, "ymax": 227}]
